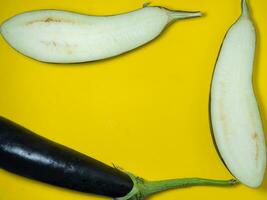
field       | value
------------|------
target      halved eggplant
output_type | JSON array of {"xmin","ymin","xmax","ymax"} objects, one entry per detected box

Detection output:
[{"xmin": 210, "ymin": 0, "xmax": 266, "ymax": 188}]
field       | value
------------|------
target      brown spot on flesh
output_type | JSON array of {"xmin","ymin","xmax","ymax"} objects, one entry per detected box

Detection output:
[
  {"xmin": 40, "ymin": 40, "xmax": 77, "ymax": 54},
  {"xmin": 65, "ymin": 43, "xmax": 76, "ymax": 55},
  {"xmin": 252, "ymin": 132, "xmax": 259, "ymax": 162},
  {"xmin": 26, "ymin": 20, "xmax": 41, "ymax": 25},
  {"xmin": 44, "ymin": 17, "xmax": 61, "ymax": 23},
  {"xmin": 217, "ymin": 81, "xmax": 226, "ymax": 121},
  {"xmin": 26, "ymin": 17, "xmax": 72, "ymax": 25},
  {"xmin": 255, "ymin": 141, "xmax": 259, "ymax": 162},
  {"xmin": 40, "ymin": 40, "xmax": 57, "ymax": 47},
  {"xmin": 252, "ymin": 132, "xmax": 258, "ymax": 140},
  {"xmin": 217, "ymin": 98, "xmax": 230, "ymax": 141}
]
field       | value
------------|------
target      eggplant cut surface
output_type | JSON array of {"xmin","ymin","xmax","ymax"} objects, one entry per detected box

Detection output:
[
  {"xmin": 0, "ymin": 6, "xmax": 201, "ymax": 63},
  {"xmin": 210, "ymin": 0, "xmax": 266, "ymax": 188}
]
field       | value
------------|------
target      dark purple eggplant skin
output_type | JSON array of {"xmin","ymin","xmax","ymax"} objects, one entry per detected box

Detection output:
[{"xmin": 0, "ymin": 116, "xmax": 133, "ymax": 198}]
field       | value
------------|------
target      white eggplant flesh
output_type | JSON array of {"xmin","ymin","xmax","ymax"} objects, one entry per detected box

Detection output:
[
  {"xmin": 210, "ymin": 0, "xmax": 266, "ymax": 188},
  {"xmin": 0, "ymin": 6, "xmax": 201, "ymax": 63}
]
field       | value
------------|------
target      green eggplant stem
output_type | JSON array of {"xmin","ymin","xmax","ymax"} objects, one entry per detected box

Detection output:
[
  {"xmin": 142, "ymin": 178, "xmax": 237, "ymax": 197},
  {"xmin": 114, "ymin": 168, "xmax": 238, "ymax": 200}
]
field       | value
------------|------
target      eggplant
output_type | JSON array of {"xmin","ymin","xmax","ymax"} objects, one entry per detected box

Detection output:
[
  {"xmin": 210, "ymin": 0, "xmax": 266, "ymax": 188},
  {"xmin": 0, "ymin": 116, "xmax": 237, "ymax": 200},
  {"xmin": 0, "ymin": 116, "xmax": 132, "ymax": 197},
  {"xmin": 0, "ymin": 5, "xmax": 201, "ymax": 63}
]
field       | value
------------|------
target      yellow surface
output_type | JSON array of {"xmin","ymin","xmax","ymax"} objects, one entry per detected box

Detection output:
[{"xmin": 0, "ymin": 0, "xmax": 266, "ymax": 199}]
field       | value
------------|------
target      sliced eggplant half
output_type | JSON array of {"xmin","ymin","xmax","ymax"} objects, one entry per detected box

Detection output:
[
  {"xmin": 210, "ymin": 0, "xmax": 266, "ymax": 188},
  {"xmin": 0, "ymin": 5, "xmax": 201, "ymax": 63}
]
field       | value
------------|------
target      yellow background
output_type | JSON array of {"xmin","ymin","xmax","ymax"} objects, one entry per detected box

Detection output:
[{"xmin": 0, "ymin": 0, "xmax": 266, "ymax": 199}]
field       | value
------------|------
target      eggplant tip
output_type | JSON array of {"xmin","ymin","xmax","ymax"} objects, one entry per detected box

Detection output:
[
  {"xmin": 230, "ymin": 179, "xmax": 239, "ymax": 185},
  {"xmin": 143, "ymin": 2, "xmax": 151, "ymax": 8},
  {"xmin": 190, "ymin": 11, "xmax": 203, "ymax": 17},
  {"xmin": 241, "ymin": 0, "xmax": 249, "ymax": 17},
  {"xmin": 198, "ymin": 11, "xmax": 205, "ymax": 17}
]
